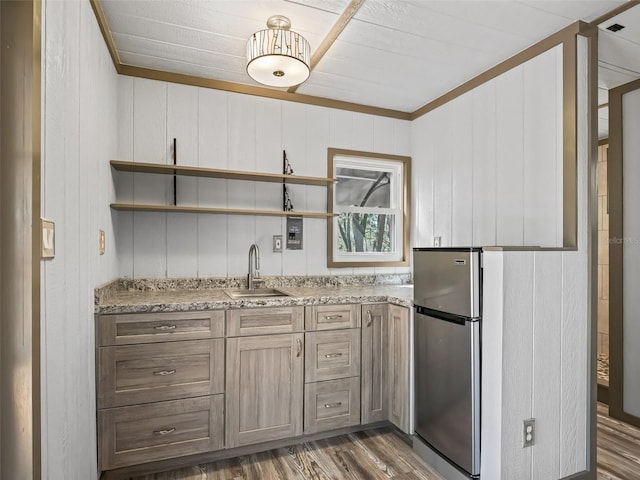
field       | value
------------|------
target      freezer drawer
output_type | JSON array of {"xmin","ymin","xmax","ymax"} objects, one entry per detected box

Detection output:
[{"xmin": 414, "ymin": 311, "xmax": 480, "ymax": 477}]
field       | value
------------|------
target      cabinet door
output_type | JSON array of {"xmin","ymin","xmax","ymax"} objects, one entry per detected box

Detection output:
[
  {"xmin": 388, "ymin": 304, "xmax": 410, "ymax": 432},
  {"xmin": 361, "ymin": 304, "xmax": 388, "ymax": 424},
  {"xmin": 226, "ymin": 333, "xmax": 304, "ymax": 448}
]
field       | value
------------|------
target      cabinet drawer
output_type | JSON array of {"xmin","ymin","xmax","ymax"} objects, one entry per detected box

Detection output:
[
  {"xmin": 304, "ymin": 378, "xmax": 360, "ymax": 434},
  {"xmin": 98, "ymin": 339, "xmax": 224, "ymax": 409},
  {"xmin": 98, "ymin": 395, "xmax": 224, "ymax": 470},
  {"xmin": 97, "ymin": 311, "xmax": 224, "ymax": 346},
  {"xmin": 226, "ymin": 307, "xmax": 304, "ymax": 336},
  {"xmin": 305, "ymin": 329, "xmax": 360, "ymax": 383},
  {"xmin": 305, "ymin": 305, "xmax": 360, "ymax": 331}
]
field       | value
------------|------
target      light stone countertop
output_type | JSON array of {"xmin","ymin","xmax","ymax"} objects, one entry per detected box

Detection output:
[{"xmin": 94, "ymin": 284, "xmax": 414, "ymax": 315}]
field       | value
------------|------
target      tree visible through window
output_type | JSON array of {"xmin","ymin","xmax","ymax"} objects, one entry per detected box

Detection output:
[{"xmin": 328, "ymin": 149, "xmax": 410, "ymax": 267}]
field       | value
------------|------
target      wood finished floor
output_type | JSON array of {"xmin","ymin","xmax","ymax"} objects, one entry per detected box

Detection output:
[
  {"xmin": 130, "ymin": 407, "xmax": 640, "ymax": 480},
  {"xmin": 598, "ymin": 402, "xmax": 640, "ymax": 480},
  {"xmin": 130, "ymin": 427, "xmax": 444, "ymax": 480}
]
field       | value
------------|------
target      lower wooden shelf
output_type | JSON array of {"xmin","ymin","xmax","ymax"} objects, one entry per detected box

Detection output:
[{"xmin": 110, "ymin": 203, "xmax": 335, "ymax": 219}]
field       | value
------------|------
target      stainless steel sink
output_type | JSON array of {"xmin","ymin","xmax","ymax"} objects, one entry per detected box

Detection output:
[{"xmin": 224, "ymin": 288, "xmax": 292, "ymax": 299}]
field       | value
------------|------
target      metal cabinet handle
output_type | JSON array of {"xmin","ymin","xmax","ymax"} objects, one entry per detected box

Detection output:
[
  {"xmin": 324, "ymin": 353, "xmax": 343, "ymax": 358},
  {"xmin": 324, "ymin": 315, "xmax": 343, "ymax": 320},
  {"xmin": 154, "ymin": 324, "xmax": 177, "ymax": 331},
  {"xmin": 153, "ymin": 369, "xmax": 176, "ymax": 376},
  {"xmin": 296, "ymin": 338, "xmax": 302, "ymax": 357},
  {"xmin": 324, "ymin": 402, "xmax": 342, "ymax": 408},
  {"xmin": 153, "ymin": 427, "xmax": 176, "ymax": 435},
  {"xmin": 366, "ymin": 310, "xmax": 372, "ymax": 327}
]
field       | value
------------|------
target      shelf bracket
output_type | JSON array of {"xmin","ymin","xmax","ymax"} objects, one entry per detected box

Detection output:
[
  {"xmin": 283, "ymin": 150, "xmax": 294, "ymax": 212},
  {"xmin": 173, "ymin": 138, "xmax": 177, "ymax": 206}
]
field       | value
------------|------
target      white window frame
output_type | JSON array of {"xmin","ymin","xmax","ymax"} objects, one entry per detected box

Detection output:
[{"xmin": 327, "ymin": 148, "xmax": 411, "ymax": 268}]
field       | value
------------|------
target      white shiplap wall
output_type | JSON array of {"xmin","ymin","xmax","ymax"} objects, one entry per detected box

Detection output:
[
  {"xmin": 40, "ymin": 0, "xmax": 118, "ymax": 478},
  {"xmin": 481, "ymin": 37, "xmax": 591, "ymax": 480},
  {"xmin": 115, "ymin": 78, "xmax": 412, "ymax": 278},
  {"xmin": 411, "ymin": 45, "xmax": 564, "ymax": 248}
]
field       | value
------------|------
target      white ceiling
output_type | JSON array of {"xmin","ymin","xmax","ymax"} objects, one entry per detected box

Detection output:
[{"xmin": 99, "ymin": 0, "xmax": 627, "ymax": 113}]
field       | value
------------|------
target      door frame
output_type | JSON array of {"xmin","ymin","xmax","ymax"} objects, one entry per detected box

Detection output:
[
  {"xmin": 0, "ymin": 0, "xmax": 42, "ymax": 477},
  {"xmin": 608, "ymin": 76, "xmax": 640, "ymax": 427}
]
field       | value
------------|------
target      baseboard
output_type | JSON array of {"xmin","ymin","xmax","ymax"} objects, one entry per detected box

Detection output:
[{"xmin": 597, "ymin": 382, "xmax": 609, "ymax": 404}]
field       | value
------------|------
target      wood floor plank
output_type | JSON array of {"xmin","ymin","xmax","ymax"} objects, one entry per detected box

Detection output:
[{"xmin": 597, "ymin": 402, "xmax": 640, "ymax": 480}]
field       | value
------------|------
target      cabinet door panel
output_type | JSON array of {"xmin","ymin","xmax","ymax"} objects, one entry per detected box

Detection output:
[
  {"xmin": 226, "ymin": 333, "xmax": 304, "ymax": 447},
  {"xmin": 361, "ymin": 304, "xmax": 388, "ymax": 424},
  {"xmin": 388, "ymin": 304, "xmax": 410, "ymax": 432}
]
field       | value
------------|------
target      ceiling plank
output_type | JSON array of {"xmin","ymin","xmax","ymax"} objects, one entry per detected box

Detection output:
[
  {"xmin": 410, "ymin": 21, "xmax": 586, "ymax": 120},
  {"xmin": 287, "ymin": 0, "xmax": 365, "ymax": 94},
  {"xmin": 90, "ymin": 0, "xmax": 122, "ymax": 72}
]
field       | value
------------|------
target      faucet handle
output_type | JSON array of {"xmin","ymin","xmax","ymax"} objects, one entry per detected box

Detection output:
[{"xmin": 252, "ymin": 277, "xmax": 265, "ymax": 289}]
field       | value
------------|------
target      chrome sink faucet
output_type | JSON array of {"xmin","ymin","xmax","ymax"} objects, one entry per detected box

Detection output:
[{"xmin": 248, "ymin": 243, "xmax": 262, "ymax": 290}]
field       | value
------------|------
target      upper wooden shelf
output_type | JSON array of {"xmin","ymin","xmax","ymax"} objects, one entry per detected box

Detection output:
[{"xmin": 110, "ymin": 160, "xmax": 336, "ymax": 186}]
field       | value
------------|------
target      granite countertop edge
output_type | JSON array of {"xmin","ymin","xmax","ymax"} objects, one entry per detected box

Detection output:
[{"xmin": 95, "ymin": 286, "xmax": 414, "ymax": 315}]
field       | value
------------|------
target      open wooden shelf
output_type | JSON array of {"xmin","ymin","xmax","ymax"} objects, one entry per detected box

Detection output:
[
  {"xmin": 110, "ymin": 160, "xmax": 336, "ymax": 186},
  {"xmin": 111, "ymin": 203, "xmax": 335, "ymax": 218}
]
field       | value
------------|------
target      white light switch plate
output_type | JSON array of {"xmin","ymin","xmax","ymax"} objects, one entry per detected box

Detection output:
[
  {"xmin": 41, "ymin": 218, "xmax": 55, "ymax": 259},
  {"xmin": 273, "ymin": 235, "xmax": 283, "ymax": 253}
]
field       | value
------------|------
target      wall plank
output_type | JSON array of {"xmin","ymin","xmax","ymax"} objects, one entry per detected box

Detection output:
[
  {"xmin": 496, "ymin": 66, "xmax": 525, "ymax": 246},
  {"xmin": 501, "ymin": 252, "xmax": 534, "ymax": 480},
  {"xmin": 471, "ymin": 81, "xmax": 497, "ymax": 246},
  {"xmin": 450, "ymin": 95, "xmax": 473, "ymax": 246},
  {"xmin": 532, "ymin": 251, "xmax": 562, "ymax": 480}
]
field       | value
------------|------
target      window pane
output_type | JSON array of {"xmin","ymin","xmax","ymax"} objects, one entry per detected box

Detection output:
[
  {"xmin": 336, "ymin": 213, "xmax": 395, "ymax": 253},
  {"xmin": 335, "ymin": 167, "xmax": 391, "ymax": 208}
]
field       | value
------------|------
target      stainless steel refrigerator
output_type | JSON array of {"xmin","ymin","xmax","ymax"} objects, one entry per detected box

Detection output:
[{"xmin": 413, "ymin": 247, "xmax": 481, "ymax": 479}]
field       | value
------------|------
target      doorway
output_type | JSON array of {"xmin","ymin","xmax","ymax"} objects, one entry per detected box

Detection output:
[{"xmin": 0, "ymin": 0, "xmax": 42, "ymax": 478}]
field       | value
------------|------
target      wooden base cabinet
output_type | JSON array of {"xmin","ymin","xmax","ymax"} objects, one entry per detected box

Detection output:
[
  {"xmin": 361, "ymin": 304, "xmax": 410, "ymax": 433},
  {"xmin": 225, "ymin": 333, "xmax": 304, "ymax": 448},
  {"xmin": 388, "ymin": 304, "xmax": 410, "ymax": 432},
  {"xmin": 361, "ymin": 304, "xmax": 389, "ymax": 424}
]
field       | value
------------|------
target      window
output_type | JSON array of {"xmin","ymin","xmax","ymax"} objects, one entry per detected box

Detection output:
[{"xmin": 327, "ymin": 148, "xmax": 410, "ymax": 267}]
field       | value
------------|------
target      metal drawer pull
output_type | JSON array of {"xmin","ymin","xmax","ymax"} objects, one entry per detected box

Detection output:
[
  {"xmin": 153, "ymin": 369, "xmax": 176, "ymax": 376},
  {"xmin": 296, "ymin": 338, "xmax": 302, "ymax": 357},
  {"xmin": 153, "ymin": 427, "xmax": 176, "ymax": 435},
  {"xmin": 324, "ymin": 402, "xmax": 342, "ymax": 408},
  {"xmin": 154, "ymin": 324, "xmax": 177, "ymax": 331},
  {"xmin": 324, "ymin": 353, "xmax": 343, "ymax": 358},
  {"xmin": 366, "ymin": 310, "xmax": 372, "ymax": 327},
  {"xmin": 324, "ymin": 315, "xmax": 343, "ymax": 320}
]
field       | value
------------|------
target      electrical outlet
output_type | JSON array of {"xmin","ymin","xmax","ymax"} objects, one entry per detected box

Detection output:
[
  {"xmin": 273, "ymin": 235, "xmax": 283, "ymax": 253},
  {"xmin": 99, "ymin": 230, "xmax": 106, "ymax": 255},
  {"xmin": 523, "ymin": 418, "xmax": 535, "ymax": 447},
  {"xmin": 434, "ymin": 236, "xmax": 441, "ymax": 247}
]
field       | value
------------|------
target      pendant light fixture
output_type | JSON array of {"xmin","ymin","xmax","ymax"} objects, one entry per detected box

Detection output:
[{"xmin": 246, "ymin": 15, "xmax": 310, "ymax": 88}]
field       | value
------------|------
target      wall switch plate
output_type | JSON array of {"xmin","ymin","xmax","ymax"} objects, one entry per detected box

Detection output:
[
  {"xmin": 434, "ymin": 236, "xmax": 441, "ymax": 247},
  {"xmin": 523, "ymin": 418, "xmax": 535, "ymax": 447},
  {"xmin": 273, "ymin": 235, "xmax": 283, "ymax": 253},
  {"xmin": 41, "ymin": 218, "xmax": 55, "ymax": 259},
  {"xmin": 99, "ymin": 230, "xmax": 106, "ymax": 255}
]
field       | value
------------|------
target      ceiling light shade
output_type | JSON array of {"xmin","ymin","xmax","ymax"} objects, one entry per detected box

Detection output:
[{"xmin": 246, "ymin": 15, "xmax": 310, "ymax": 88}]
